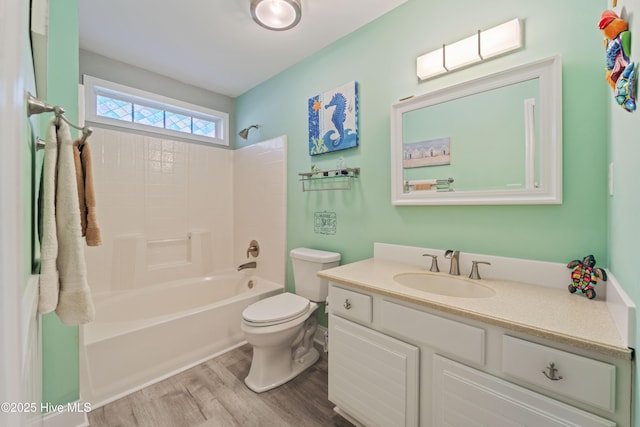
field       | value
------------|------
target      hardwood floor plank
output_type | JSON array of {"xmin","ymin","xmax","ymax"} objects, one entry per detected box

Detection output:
[
  {"xmin": 87, "ymin": 344, "xmax": 353, "ymax": 427},
  {"xmin": 201, "ymin": 360, "xmax": 289, "ymax": 427}
]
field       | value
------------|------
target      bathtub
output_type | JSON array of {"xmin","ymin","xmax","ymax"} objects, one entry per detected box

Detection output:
[{"xmin": 80, "ymin": 272, "xmax": 283, "ymax": 407}]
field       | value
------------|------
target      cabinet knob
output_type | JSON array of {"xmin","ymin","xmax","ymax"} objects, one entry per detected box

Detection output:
[
  {"xmin": 542, "ymin": 362, "xmax": 563, "ymax": 381},
  {"xmin": 343, "ymin": 299, "xmax": 352, "ymax": 310}
]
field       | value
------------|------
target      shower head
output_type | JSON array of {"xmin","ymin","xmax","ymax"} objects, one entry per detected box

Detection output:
[{"xmin": 238, "ymin": 124, "xmax": 259, "ymax": 140}]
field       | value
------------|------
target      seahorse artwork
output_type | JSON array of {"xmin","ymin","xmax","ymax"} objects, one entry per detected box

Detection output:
[
  {"xmin": 308, "ymin": 81, "xmax": 359, "ymax": 155},
  {"xmin": 325, "ymin": 92, "xmax": 347, "ymax": 147},
  {"xmin": 598, "ymin": 9, "xmax": 637, "ymax": 112}
]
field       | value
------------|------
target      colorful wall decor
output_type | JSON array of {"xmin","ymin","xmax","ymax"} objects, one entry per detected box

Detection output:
[
  {"xmin": 599, "ymin": 9, "xmax": 637, "ymax": 112},
  {"xmin": 308, "ymin": 81, "xmax": 359, "ymax": 155}
]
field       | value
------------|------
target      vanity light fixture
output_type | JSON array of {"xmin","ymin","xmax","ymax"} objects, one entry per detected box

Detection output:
[
  {"xmin": 251, "ymin": 0, "xmax": 302, "ymax": 31},
  {"xmin": 416, "ymin": 18, "xmax": 522, "ymax": 80},
  {"xmin": 238, "ymin": 124, "xmax": 259, "ymax": 139}
]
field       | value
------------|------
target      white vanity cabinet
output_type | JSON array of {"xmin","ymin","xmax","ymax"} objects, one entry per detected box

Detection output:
[
  {"xmin": 329, "ymin": 315, "xmax": 419, "ymax": 427},
  {"xmin": 432, "ymin": 355, "xmax": 615, "ymax": 427},
  {"xmin": 327, "ymin": 283, "xmax": 632, "ymax": 427},
  {"xmin": 328, "ymin": 286, "xmax": 419, "ymax": 427}
]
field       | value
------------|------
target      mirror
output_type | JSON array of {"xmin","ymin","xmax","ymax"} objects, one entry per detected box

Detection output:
[{"xmin": 391, "ymin": 56, "xmax": 562, "ymax": 205}]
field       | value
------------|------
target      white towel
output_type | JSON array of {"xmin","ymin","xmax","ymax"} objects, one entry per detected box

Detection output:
[
  {"xmin": 54, "ymin": 120, "xmax": 95, "ymax": 325},
  {"xmin": 38, "ymin": 119, "xmax": 60, "ymax": 314}
]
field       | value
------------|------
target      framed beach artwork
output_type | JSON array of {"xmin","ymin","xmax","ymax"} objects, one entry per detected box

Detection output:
[
  {"xmin": 308, "ymin": 81, "xmax": 359, "ymax": 155},
  {"xmin": 403, "ymin": 137, "xmax": 451, "ymax": 168}
]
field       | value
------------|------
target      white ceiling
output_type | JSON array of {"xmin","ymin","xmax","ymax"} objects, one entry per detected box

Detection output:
[{"xmin": 79, "ymin": 0, "xmax": 407, "ymax": 98}]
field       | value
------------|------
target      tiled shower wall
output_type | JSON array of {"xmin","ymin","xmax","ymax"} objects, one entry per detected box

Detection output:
[
  {"xmin": 84, "ymin": 128, "xmax": 234, "ymax": 294},
  {"xmin": 233, "ymin": 136, "xmax": 287, "ymax": 285}
]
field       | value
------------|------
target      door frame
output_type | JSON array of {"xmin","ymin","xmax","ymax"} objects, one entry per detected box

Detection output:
[{"xmin": 0, "ymin": 0, "xmax": 34, "ymax": 425}]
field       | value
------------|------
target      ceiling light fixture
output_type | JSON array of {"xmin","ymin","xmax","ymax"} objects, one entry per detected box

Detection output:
[
  {"xmin": 250, "ymin": 0, "xmax": 302, "ymax": 31},
  {"xmin": 417, "ymin": 18, "xmax": 522, "ymax": 80}
]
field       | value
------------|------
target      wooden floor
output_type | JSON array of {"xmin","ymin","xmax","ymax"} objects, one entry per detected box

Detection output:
[{"xmin": 88, "ymin": 344, "xmax": 354, "ymax": 427}]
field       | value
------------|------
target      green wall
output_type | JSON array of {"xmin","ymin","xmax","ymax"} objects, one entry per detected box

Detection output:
[
  {"xmin": 41, "ymin": 0, "xmax": 81, "ymax": 407},
  {"xmin": 237, "ymin": 0, "xmax": 609, "ymax": 275},
  {"xmin": 608, "ymin": 0, "xmax": 640, "ymax": 418}
]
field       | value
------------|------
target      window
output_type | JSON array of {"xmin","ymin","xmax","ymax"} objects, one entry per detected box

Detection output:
[{"xmin": 83, "ymin": 75, "xmax": 229, "ymax": 146}]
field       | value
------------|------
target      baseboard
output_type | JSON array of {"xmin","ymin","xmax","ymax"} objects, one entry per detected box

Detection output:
[{"xmin": 42, "ymin": 402, "xmax": 89, "ymax": 427}]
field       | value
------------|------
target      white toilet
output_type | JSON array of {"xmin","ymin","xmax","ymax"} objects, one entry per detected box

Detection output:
[{"xmin": 241, "ymin": 247, "xmax": 340, "ymax": 393}]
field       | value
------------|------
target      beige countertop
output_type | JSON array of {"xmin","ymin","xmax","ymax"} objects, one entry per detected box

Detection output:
[{"xmin": 319, "ymin": 258, "xmax": 632, "ymax": 360}]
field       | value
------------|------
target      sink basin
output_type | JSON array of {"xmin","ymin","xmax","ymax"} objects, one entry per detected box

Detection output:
[{"xmin": 393, "ymin": 273, "xmax": 495, "ymax": 298}]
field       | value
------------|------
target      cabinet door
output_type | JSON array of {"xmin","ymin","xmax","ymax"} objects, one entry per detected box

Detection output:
[
  {"xmin": 329, "ymin": 314, "xmax": 419, "ymax": 427},
  {"xmin": 432, "ymin": 355, "xmax": 615, "ymax": 427}
]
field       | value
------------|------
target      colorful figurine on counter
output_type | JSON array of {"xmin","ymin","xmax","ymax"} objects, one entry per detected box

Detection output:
[
  {"xmin": 566, "ymin": 255, "xmax": 607, "ymax": 299},
  {"xmin": 598, "ymin": 9, "xmax": 637, "ymax": 112}
]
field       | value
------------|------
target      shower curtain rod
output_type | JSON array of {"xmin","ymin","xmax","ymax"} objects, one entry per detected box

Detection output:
[{"xmin": 26, "ymin": 91, "xmax": 93, "ymax": 150}]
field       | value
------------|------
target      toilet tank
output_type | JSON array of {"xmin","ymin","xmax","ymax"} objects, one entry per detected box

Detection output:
[{"xmin": 290, "ymin": 248, "xmax": 341, "ymax": 302}]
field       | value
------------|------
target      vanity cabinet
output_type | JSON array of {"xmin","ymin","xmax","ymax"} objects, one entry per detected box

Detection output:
[
  {"xmin": 432, "ymin": 355, "xmax": 615, "ymax": 427},
  {"xmin": 328, "ymin": 286, "xmax": 419, "ymax": 427},
  {"xmin": 327, "ymin": 283, "xmax": 632, "ymax": 427},
  {"xmin": 329, "ymin": 315, "xmax": 419, "ymax": 427}
]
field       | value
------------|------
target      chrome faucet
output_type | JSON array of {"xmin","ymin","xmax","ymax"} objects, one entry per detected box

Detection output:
[
  {"xmin": 237, "ymin": 261, "xmax": 257, "ymax": 271},
  {"xmin": 444, "ymin": 250, "xmax": 460, "ymax": 275}
]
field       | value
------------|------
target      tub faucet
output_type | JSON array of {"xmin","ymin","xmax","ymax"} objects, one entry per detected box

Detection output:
[
  {"xmin": 444, "ymin": 250, "xmax": 460, "ymax": 275},
  {"xmin": 237, "ymin": 261, "xmax": 257, "ymax": 271},
  {"xmin": 246, "ymin": 240, "xmax": 260, "ymax": 258}
]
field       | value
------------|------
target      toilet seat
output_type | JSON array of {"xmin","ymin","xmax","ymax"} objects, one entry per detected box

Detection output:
[{"xmin": 242, "ymin": 293, "xmax": 310, "ymax": 326}]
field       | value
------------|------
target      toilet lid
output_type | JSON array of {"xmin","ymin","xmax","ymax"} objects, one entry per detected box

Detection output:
[{"xmin": 242, "ymin": 293, "xmax": 310, "ymax": 324}]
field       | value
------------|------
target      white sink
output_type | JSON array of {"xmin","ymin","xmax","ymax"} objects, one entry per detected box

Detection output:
[{"xmin": 393, "ymin": 273, "xmax": 495, "ymax": 298}]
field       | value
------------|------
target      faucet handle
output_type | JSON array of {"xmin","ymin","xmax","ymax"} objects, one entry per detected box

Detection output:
[
  {"xmin": 469, "ymin": 261, "xmax": 491, "ymax": 280},
  {"xmin": 422, "ymin": 254, "xmax": 440, "ymax": 272},
  {"xmin": 246, "ymin": 240, "xmax": 260, "ymax": 258}
]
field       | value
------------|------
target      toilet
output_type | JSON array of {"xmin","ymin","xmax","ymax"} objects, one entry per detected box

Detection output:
[{"xmin": 241, "ymin": 247, "xmax": 340, "ymax": 393}]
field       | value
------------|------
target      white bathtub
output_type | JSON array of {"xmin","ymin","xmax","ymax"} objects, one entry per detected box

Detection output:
[{"xmin": 81, "ymin": 272, "xmax": 283, "ymax": 407}]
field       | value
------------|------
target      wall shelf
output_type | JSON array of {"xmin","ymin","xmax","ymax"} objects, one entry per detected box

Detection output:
[{"xmin": 298, "ymin": 168, "xmax": 360, "ymax": 192}]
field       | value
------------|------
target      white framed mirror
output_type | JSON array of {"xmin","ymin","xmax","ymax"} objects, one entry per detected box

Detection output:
[{"xmin": 391, "ymin": 55, "xmax": 562, "ymax": 205}]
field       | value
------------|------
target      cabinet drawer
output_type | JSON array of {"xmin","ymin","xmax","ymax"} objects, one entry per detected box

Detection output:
[
  {"xmin": 330, "ymin": 286, "xmax": 372, "ymax": 324},
  {"xmin": 433, "ymin": 355, "xmax": 615, "ymax": 427},
  {"xmin": 502, "ymin": 335, "xmax": 616, "ymax": 412},
  {"xmin": 381, "ymin": 300, "xmax": 485, "ymax": 365}
]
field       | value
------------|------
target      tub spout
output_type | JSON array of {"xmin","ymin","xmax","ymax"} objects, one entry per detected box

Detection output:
[{"xmin": 237, "ymin": 261, "xmax": 257, "ymax": 271}]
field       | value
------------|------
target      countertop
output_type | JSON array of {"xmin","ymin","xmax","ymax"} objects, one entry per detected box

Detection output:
[{"xmin": 319, "ymin": 258, "xmax": 633, "ymax": 360}]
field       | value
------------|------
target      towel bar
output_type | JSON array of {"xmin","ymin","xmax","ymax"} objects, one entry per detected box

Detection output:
[{"xmin": 26, "ymin": 91, "xmax": 93, "ymax": 145}]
